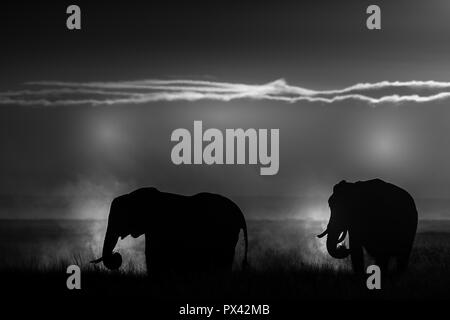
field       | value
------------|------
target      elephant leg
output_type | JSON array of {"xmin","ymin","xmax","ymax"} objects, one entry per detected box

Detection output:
[
  {"xmin": 145, "ymin": 242, "xmax": 167, "ymax": 278},
  {"xmin": 145, "ymin": 239, "xmax": 154, "ymax": 275},
  {"xmin": 349, "ymin": 235, "xmax": 364, "ymax": 274},
  {"xmin": 145, "ymin": 249, "xmax": 159, "ymax": 276},
  {"xmin": 223, "ymin": 245, "xmax": 236, "ymax": 272},
  {"xmin": 396, "ymin": 249, "xmax": 412, "ymax": 274},
  {"xmin": 211, "ymin": 244, "xmax": 235, "ymax": 273}
]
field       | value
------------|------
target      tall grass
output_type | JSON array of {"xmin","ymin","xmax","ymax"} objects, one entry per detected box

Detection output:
[{"xmin": 1, "ymin": 219, "xmax": 449, "ymax": 300}]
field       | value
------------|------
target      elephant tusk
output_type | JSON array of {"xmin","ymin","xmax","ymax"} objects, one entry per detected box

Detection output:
[
  {"xmin": 317, "ymin": 229, "xmax": 328, "ymax": 238},
  {"xmin": 90, "ymin": 257, "xmax": 103, "ymax": 264},
  {"xmin": 337, "ymin": 230, "xmax": 348, "ymax": 243}
]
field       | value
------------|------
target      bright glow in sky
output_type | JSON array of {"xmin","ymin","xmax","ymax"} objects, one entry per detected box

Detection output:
[
  {"xmin": 369, "ymin": 128, "xmax": 404, "ymax": 165},
  {"xmin": 96, "ymin": 120, "xmax": 125, "ymax": 149}
]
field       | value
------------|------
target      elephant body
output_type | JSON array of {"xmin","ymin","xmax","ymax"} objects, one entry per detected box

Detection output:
[
  {"xmin": 94, "ymin": 188, "xmax": 248, "ymax": 276},
  {"xmin": 318, "ymin": 179, "xmax": 418, "ymax": 274}
]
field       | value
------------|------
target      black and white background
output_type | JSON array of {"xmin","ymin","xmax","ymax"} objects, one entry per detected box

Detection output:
[{"xmin": 0, "ymin": 0, "xmax": 449, "ymax": 311}]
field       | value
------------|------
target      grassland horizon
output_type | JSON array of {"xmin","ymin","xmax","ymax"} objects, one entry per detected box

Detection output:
[{"xmin": 0, "ymin": 219, "xmax": 449, "ymax": 300}]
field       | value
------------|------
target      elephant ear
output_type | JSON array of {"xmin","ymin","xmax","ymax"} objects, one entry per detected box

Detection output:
[
  {"xmin": 333, "ymin": 180, "xmax": 348, "ymax": 194},
  {"xmin": 330, "ymin": 180, "xmax": 354, "ymax": 207},
  {"xmin": 120, "ymin": 190, "xmax": 151, "ymax": 237}
]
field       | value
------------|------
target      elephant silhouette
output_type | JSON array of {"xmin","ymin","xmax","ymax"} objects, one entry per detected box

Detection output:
[
  {"xmin": 317, "ymin": 179, "xmax": 418, "ymax": 274},
  {"xmin": 91, "ymin": 187, "xmax": 248, "ymax": 276}
]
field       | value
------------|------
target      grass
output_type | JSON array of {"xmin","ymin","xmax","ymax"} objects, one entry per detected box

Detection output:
[{"xmin": 0, "ymin": 220, "xmax": 449, "ymax": 301}]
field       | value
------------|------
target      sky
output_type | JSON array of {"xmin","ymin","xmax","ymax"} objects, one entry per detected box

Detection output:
[{"xmin": 1, "ymin": 0, "xmax": 450, "ymax": 219}]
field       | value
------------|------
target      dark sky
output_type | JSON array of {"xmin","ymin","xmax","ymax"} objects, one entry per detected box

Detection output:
[{"xmin": 1, "ymin": 0, "xmax": 450, "ymax": 219}]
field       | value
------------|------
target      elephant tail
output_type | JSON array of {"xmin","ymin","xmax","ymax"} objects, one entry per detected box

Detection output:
[{"xmin": 241, "ymin": 211, "xmax": 249, "ymax": 270}]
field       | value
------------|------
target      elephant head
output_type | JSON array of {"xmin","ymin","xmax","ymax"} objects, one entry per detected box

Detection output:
[
  {"xmin": 91, "ymin": 191, "xmax": 148, "ymax": 270},
  {"xmin": 317, "ymin": 180, "xmax": 353, "ymax": 259}
]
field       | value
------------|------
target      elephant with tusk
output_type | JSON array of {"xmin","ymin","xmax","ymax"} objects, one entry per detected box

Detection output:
[
  {"xmin": 318, "ymin": 179, "xmax": 418, "ymax": 274},
  {"xmin": 91, "ymin": 187, "xmax": 248, "ymax": 276}
]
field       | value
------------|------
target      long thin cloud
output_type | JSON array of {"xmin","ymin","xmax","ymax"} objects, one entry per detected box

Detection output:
[{"xmin": 2, "ymin": 78, "xmax": 450, "ymax": 106}]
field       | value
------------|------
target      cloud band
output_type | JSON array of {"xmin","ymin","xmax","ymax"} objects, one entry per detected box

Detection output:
[{"xmin": 2, "ymin": 78, "xmax": 450, "ymax": 106}]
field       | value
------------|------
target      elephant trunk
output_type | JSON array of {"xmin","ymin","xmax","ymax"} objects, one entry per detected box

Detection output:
[
  {"xmin": 99, "ymin": 220, "xmax": 123, "ymax": 270},
  {"xmin": 326, "ymin": 228, "xmax": 350, "ymax": 259},
  {"xmin": 317, "ymin": 228, "xmax": 328, "ymax": 238},
  {"xmin": 102, "ymin": 223, "xmax": 119, "ymax": 260},
  {"xmin": 90, "ymin": 200, "xmax": 123, "ymax": 270}
]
